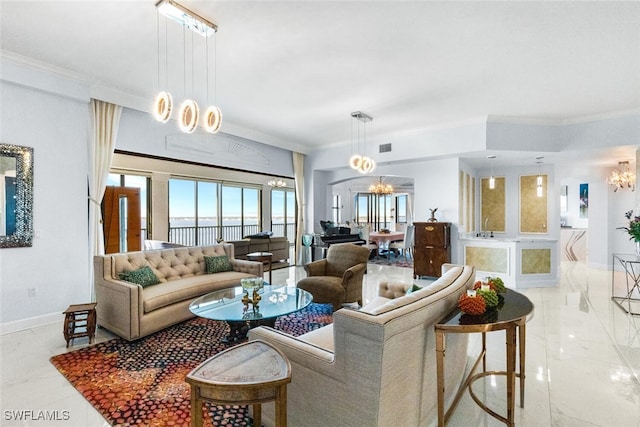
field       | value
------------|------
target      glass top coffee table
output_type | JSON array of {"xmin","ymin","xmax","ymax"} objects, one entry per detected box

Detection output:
[{"xmin": 190, "ymin": 285, "xmax": 313, "ymax": 343}]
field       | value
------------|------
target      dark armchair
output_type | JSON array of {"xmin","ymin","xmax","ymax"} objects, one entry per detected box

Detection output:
[{"xmin": 296, "ymin": 243, "xmax": 370, "ymax": 311}]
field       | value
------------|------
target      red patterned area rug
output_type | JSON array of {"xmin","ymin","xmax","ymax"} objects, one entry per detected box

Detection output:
[
  {"xmin": 368, "ymin": 255, "xmax": 413, "ymax": 268},
  {"xmin": 50, "ymin": 303, "xmax": 333, "ymax": 427}
]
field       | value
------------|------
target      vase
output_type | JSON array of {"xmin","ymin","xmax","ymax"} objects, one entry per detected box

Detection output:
[{"xmin": 635, "ymin": 241, "xmax": 640, "ymax": 257}]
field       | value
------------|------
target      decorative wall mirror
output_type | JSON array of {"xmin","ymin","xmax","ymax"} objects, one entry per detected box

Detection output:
[{"xmin": 0, "ymin": 144, "xmax": 34, "ymax": 248}]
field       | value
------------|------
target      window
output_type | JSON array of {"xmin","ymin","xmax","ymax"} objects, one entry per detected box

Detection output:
[
  {"xmin": 332, "ymin": 195, "xmax": 342, "ymax": 224},
  {"xmin": 168, "ymin": 178, "xmax": 263, "ymax": 245},
  {"xmin": 107, "ymin": 173, "xmax": 150, "ymax": 240},
  {"xmin": 169, "ymin": 179, "xmax": 197, "ymax": 245},
  {"xmin": 355, "ymin": 193, "xmax": 392, "ymax": 230},
  {"xmin": 197, "ymin": 181, "xmax": 218, "ymax": 244},
  {"xmin": 221, "ymin": 185, "xmax": 261, "ymax": 240},
  {"xmin": 396, "ymin": 195, "xmax": 408, "ymax": 223},
  {"xmin": 271, "ymin": 189, "xmax": 296, "ymax": 239},
  {"xmin": 356, "ymin": 194, "xmax": 369, "ymax": 224}
]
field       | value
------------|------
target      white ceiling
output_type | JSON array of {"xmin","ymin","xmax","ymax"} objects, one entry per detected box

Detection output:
[{"xmin": 1, "ymin": 1, "xmax": 639, "ymax": 163}]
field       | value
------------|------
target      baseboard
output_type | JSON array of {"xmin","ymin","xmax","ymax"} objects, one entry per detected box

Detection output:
[{"xmin": 0, "ymin": 312, "xmax": 60, "ymax": 335}]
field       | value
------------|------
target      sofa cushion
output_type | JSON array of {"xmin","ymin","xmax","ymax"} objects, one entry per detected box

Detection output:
[
  {"xmin": 205, "ymin": 255, "xmax": 233, "ymax": 273},
  {"xmin": 142, "ymin": 271, "xmax": 255, "ymax": 313},
  {"xmin": 119, "ymin": 266, "xmax": 160, "ymax": 288},
  {"xmin": 406, "ymin": 284, "xmax": 422, "ymax": 294},
  {"xmin": 361, "ymin": 296, "xmax": 391, "ymax": 312},
  {"xmin": 298, "ymin": 324, "xmax": 335, "ymax": 352},
  {"xmin": 363, "ymin": 266, "xmax": 464, "ymax": 315}
]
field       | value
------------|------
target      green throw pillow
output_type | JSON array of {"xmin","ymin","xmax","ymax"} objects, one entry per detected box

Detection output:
[
  {"xmin": 119, "ymin": 266, "xmax": 160, "ymax": 288},
  {"xmin": 406, "ymin": 284, "xmax": 422, "ymax": 294},
  {"xmin": 205, "ymin": 255, "xmax": 234, "ymax": 273}
]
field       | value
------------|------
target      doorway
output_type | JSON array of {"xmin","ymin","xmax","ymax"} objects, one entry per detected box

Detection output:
[{"xmin": 103, "ymin": 186, "xmax": 141, "ymax": 253}]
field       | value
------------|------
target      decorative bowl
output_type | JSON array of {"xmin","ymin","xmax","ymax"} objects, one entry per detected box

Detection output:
[{"xmin": 240, "ymin": 277, "xmax": 264, "ymax": 292}]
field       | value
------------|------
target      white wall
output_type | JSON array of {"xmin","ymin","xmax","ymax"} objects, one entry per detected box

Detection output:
[
  {"xmin": 117, "ymin": 108, "xmax": 294, "ymax": 177},
  {"xmin": 0, "ymin": 80, "xmax": 90, "ymax": 328},
  {"xmin": 0, "ymin": 59, "xmax": 296, "ymax": 330}
]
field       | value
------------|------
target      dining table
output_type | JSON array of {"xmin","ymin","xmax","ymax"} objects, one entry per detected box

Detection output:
[{"xmin": 369, "ymin": 231, "xmax": 405, "ymax": 254}]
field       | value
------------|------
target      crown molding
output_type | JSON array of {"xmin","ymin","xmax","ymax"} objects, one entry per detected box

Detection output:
[
  {"xmin": 1, "ymin": 49, "xmax": 93, "ymax": 85},
  {"xmin": 561, "ymin": 108, "xmax": 640, "ymax": 125},
  {"xmin": 487, "ymin": 115, "xmax": 565, "ymax": 126},
  {"xmin": 488, "ymin": 110, "xmax": 640, "ymax": 126}
]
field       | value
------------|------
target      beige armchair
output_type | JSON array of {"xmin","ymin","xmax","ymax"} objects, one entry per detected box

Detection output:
[{"xmin": 296, "ymin": 243, "xmax": 370, "ymax": 311}]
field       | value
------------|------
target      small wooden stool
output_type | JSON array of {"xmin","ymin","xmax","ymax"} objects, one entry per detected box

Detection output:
[
  {"xmin": 63, "ymin": 303, "xmax": 97, "ymax": 348},
  {"xmin": 186, "ymin": 340, "xmax": 291, "ymax": 427}
]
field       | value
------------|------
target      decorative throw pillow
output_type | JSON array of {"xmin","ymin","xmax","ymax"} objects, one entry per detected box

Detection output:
[
  {"xmin": 119, "ymin": 266, "xmax": 160, "ymax": 288},
  {"xmin": 406, "ymin": 284, "xmax": 422, "ymax": 294},
  {"xmin": 205, "ymin": 255, "xmax": 233, "ymax": 273}
]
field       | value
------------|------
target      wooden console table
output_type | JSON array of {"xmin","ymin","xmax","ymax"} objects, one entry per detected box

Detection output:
[{"xmin": 435, "ymin": 289, "xmax": 534, "ymax": 426}]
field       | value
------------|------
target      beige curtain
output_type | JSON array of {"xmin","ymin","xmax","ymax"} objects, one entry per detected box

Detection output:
[
  {"xmin": 293, "ymin": 152, "xmax": 305, "ymax": 265},
  {"xmin": 88, "ymin": 99, "xmax": 122, "ymax": 299}
]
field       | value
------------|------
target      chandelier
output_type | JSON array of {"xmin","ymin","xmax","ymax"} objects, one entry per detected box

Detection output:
[
  {"xmin": 369, "ymin": 177, "xmax": 393, "ymax": 195},
  {"xmin": 153, "ymin": 0, "xmax": 222, "ymax": 134},
  {"xmin": 607, "ymin": 161, "xmax": 636, "ymax": 192},
  {"xmin": 349, "ymin": 111, "xmax": 376, "ymax": 174},
  {"xmin": 268, "ymin": 178, "xmax": 286, "ymax": 188}
]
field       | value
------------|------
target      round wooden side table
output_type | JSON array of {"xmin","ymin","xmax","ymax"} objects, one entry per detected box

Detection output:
[
  {"xmin": 247, "ymin": 251, "xmax": 273, "ymax": 285},
  {"xmin": 186, "ymin": 340, "xmax": 291, "ymax": 427}
]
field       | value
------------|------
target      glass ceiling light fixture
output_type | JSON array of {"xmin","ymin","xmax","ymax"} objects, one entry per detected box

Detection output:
[
  {"xmin": 488, "ymin": 155, "xmax": 496, "ymax": 189},
  {"xmin": 268, "ymin": 178, "xmax": 286, "ymax": 188},
  {"xmin": 349, "ymin": 111, "xmax": 376, "ymax": 174},
  {"xmin": 153, "ymin": 0, "xmax": 221, "ymax": 133},
  {"xmin": 156, "ymin": 0, "xmax": 218, "ymax": 37},
  {"xmin": 607, "ymin": 161, "xmax": 636, "ymax": 192},
  {"xmin": 369, "ymin": 177, "xmax": 393, "ymax": 195}
]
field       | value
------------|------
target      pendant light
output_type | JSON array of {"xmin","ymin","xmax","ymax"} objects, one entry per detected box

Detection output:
[
  {"xmin": 153, "ymin": 13, "xmax": 172, "ymax": 123},
  {"xmin": 536, "ymin": 157, "xmax": 544, "ymax": 198},
  {"xmin": 349, "ymin": 111, "xmax": 376, "ymax": 174},
  {"xmin": 488, "ymin": 155, "xmax": 496, "ymax": 189},
  {"xmin": 203, "ymin": 25, "xmax": 222, "ymax": 133},
  {"xmin": 153, "ymin": 0, "xmax": 220, "ymax": 133}
]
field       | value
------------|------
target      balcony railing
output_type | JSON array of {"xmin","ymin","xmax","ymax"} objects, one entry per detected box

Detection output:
[{"xmin": 141, "ymin": 223, "xmax": 296, "ymax": 247}]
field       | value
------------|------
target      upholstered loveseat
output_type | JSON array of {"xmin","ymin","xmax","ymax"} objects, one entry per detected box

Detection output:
[
  {"xmin": 94, "ymin": 244, "xmax": 263, "ymax": 341},
  {"xmin": 229, "ymin": 236, "xmax": 289, "ymax": 263},
  {"xmin": 249, "ymin": 263, "xmax": 475, "ymax": 427}
]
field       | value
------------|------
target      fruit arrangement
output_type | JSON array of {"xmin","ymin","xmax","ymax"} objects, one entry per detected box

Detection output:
[
  {"xmin": 458, "ymin": 291, "xmax": 486, "ymax": 315},
  {"xmin": 477, "ymin": 288, "xmax": 499, "ymax": 308},
  {"xmin": 487, "ymin": 276, "xmax": 506, "ymax": 293},
  {"xmin": 459, "ymin": 276, "xmax": 506, "ymax": 316}
]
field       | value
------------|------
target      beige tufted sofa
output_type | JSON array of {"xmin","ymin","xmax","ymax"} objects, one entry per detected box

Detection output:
[
  {"xmin": 249, "ymin": 263, "xmax": 475, "ymax": 427},
  {"xmin": 94, "ymin": 244, "xmax": 263, "ymax": 341}
]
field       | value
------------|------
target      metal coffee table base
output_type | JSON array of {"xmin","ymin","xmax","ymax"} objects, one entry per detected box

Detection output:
[{"xmin": 223, "ymin": 317, "xmax": 277, "ymax": 343}]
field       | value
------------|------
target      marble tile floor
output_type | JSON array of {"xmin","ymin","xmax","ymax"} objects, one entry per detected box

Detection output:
[{"xmin": 1, "ymin": 261, "xmax": 639, "ymax": 426}]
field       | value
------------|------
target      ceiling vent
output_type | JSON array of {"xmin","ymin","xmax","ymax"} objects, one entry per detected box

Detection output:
[{"xmin": 379, "ymin": 143, "xmax": 392, "ymax": 153}]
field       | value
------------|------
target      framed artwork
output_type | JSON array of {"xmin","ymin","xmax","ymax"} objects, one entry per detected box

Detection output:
[
  {"xmin": 1, "ymin": 143, "xmax": 34, "ymax": 248},
  {"xmin": 579, "ymin": 183, "xmax": 588, "ymax": 218}
]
